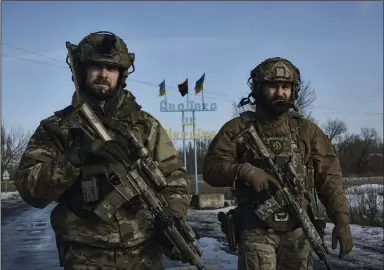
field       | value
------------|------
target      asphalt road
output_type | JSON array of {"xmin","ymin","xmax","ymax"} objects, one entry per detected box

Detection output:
[{"xmin": 2, "ymin": 198, "xmax": 383, "ymax": 270}]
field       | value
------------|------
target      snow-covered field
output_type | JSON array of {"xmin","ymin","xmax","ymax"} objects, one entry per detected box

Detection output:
[{"xmin": 344, "ymin": 184, "xmax": 384, "ymax": 211}]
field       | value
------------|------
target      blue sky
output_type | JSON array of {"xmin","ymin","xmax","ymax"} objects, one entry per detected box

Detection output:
[{"xmin": 2, "ymin": 1, "xmax": 383, "ymax": 147}]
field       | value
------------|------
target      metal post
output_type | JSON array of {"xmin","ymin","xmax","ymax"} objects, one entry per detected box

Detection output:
[
  {"xmin": 182, "ymin": 111, "xmax": 187, "ymax": 170},
  {"xmin": 193, "ymin": 110, "xmax": 198, "ymax": 194}
]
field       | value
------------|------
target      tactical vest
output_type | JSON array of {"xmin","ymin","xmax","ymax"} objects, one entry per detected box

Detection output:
[
  {"xmin": 237, "ymin": 111, "xmax": 314, "ymax": 232},
  {"xmin": 55, "ymin": 98, "xmax": 158, "ymax": 224}
]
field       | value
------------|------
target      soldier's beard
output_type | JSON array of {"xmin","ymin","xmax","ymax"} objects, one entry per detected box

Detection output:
[
  {"xmin": 84, "ymin": 79, "xmax": 119, "ymax": 101},
  {"xmin": 257, "ymin": 94, "xmax": 292, "ymax": 117},
  {"xmin": 91, "ymin": 77, "xmax": 114, "ymax": 94}
]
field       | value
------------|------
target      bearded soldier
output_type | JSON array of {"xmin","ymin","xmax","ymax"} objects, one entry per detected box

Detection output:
[
  {"xmin": 203, "ymin": 57, "xmax": 353, "ymax": 270},
  {"xmin": 15, "ymin": 31, "xmax": 190, "ymax": 270}
]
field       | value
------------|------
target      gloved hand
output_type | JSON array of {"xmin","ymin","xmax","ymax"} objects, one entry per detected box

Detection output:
[
  {"xmin": 74, "ymin": 139, "xmax": 131, "ymax": 167},
  {"xmin": 238, "ymin": 163, "xmax": 279, "ymax": 193},
  {"xmin": 163, "ymin": 243, "xmax": 187, "ymax": 263},
  {"xmin": 154, "ymin": 208, "xmax": 189, "ymax": 263},
  {"xmin": 332, "ymin": 224, "xmax": 353, "ymax": 258},
  {"xmin": 41, "ymin": 119, "xmax": 130, "ymax": 168}
]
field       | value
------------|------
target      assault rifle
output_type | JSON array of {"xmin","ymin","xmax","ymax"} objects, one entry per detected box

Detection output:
[
  {"xmin": 57, "ymin": 41, "xmax": 207, "ymax": 270},
  {"xmin": 237, "ymin": 124, "xmax": 332, "ymax": 270}
]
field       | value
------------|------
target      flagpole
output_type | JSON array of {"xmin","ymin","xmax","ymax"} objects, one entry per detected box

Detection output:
[
  {"xmin": 201, "ymin": 90, "xmax": 205, "ymax": 110},
  {"xmin": 187, "ymin": 92, "xmax": 189, "ymax": 111},
  {"xmin": 165, "ymin": 88, "xmax": 168, "ymax": 107}
]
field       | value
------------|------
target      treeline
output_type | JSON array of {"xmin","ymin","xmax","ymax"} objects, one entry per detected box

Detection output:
[
  {"xmin": 333, "ymin": 126, "xmax": 383, "ymax": 177},
  {"xmin": 177, "ymin": 139, "xmax": 211, "ymax": 175}
]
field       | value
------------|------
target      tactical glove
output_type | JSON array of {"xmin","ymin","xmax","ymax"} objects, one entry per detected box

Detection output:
[
  {"xmin": 41, "ymin": 119, "xmax": 130, "ymax": 167},
  {"xmin": 238, "ymin": 163, "xmax": 278, "ymax": 193},
  {"xmin": 155, "ymin": 208, "xmax": 190, "ymax": 264},
  {"xmin": 332, "ymin": 224, "xmax": 353, "ymax": 258},
  {"xmin": 77, "ymin": 140, "xmax": 131, "ymax": 167}
]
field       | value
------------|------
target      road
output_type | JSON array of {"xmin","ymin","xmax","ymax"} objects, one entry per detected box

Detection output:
[{"xmin": 2, "ymin": 196, "xmax": 383, "ymax": 270}]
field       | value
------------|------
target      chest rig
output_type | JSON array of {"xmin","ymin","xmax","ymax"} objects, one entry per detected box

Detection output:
[
  {"xmin": 238, "ymin": 111, "xmax": 309, "ymax": 230},
  {"xmin": 56, "ymin": 100, "xmax": 156, "ymax": 223}
]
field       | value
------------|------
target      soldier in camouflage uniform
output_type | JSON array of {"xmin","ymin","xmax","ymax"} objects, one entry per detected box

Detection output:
[
  {"xmin": 15, "ymin": 31, "xmax": 190, "ymax": 270},
  {"xmin": 203, "ymin": 57, "xmax": 353, "ymax": 270}
]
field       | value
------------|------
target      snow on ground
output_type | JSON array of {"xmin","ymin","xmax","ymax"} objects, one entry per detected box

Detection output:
[
  {"xmin": 1, "ymin": 191, "xmax": 20, "ymax": 201},
  {"xmin": 322, "ymin": 223, "xmax": 384, "ymax": 269},
  {"xmin": 344, "ymin": 184, "xmax": 384, "ymax": 194},
  {"xmin": 164, "ymin": 204, "xmax": 384, "ymax": 270},
  {"xmin": 345, "ymin": 184, "xmax": 384, "ymax": 211},
  {"xmin": 165, "ymin": 237, "xmax": 238, "ymax": 270}
]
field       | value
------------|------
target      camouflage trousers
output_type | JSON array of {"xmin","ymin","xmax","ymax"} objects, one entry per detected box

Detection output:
[
  {"xmin": 57, "ymin": 240, "xmax": 164, "ymax": 270},
  {"xmin": 237, "ymin": 228, "xmax": 312, "ymax": 270}
]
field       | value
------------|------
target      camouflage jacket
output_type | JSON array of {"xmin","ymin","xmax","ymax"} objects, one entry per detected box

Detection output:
[
  {"xmin": 203, "ymin": 110, "xmax": 350, "ymax": 226},
  {"xmin": 15, "ymin": 89, "xmax": 190, "ymax": 248}
]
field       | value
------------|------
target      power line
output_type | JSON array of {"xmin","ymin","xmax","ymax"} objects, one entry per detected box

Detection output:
[
  {"xmin": 308, "ymin": 106, "xmax": 382, "ymax": 115},
  {"xmin": 2, "ymin": 42, "xmax": 64, "ymax": 63},
  {"xmin": 2, "ymin": 43, "xmax": 383, "ymax": 116},
  {"xmin": 2, "ymin": 54, "xmax": 68, "ymax": 68},
  {"xmin": 1, "ymin": 42, "xmax": 235, "ymax": 99}
]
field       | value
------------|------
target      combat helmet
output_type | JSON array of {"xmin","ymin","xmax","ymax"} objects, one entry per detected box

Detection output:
[
  {"xmin": 238, "ymin": 57, "xmax": 302, "ymax": 109},
  {"xmin": 66, "ymin": 31, "xmax": 135, "ymax": 97},
  {"xmin": 249, "ymin": 57, "xmax": 301, "ymax": 101}
]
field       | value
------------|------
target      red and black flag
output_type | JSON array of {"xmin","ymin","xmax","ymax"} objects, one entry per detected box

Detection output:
[{"xmin": 178, "ymin": 78, "xmax": 188, "ymax": 97}]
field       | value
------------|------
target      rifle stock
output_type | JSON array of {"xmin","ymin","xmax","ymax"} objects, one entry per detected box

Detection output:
[{"xmin": 237, "ymin": 125, "xmax": 332, "ymax": 270}]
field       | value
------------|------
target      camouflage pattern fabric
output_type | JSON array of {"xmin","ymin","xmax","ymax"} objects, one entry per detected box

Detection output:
[
  {"xmin": 15, "ymin": 89, "xmax": 190, "ymax": 266},
  {"xmin": 75, "ymin": 31, "xmax": 135, "ymax": 70},
  {"xmin": 238, "ymin": 228, "xmax": 312, "ymax": 270},
  {"xmin": 58, "ymin": 240, "xmax": 164, "ymax": 270},
  {"xmin": 250, "ymin": 57, "xmax": 301, "ymax": 86},
  {"xmin": 203, "ymin": 110, "xmax": 350, "ymax": 226}
]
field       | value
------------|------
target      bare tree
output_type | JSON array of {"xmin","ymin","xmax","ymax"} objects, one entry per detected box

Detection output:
[
  {"xmin": 334, "ymin": 133, "xmax": 359, "ymax": 155},
  {"xmin": 1, "ymin": 123, "xmax": 31, "ymax": 181},
  {"xmin": 295, "ymin": 80, "xmax": 316, "ymax": 114},
  {"xmin": 302, "ymin": 111, "xmax": 318, "ymax": 125},
  {"xmin": 232, "ymin": 79, "xmax": 316, "ymax": 117},
  {"xmin": 232, "ymin": 101, "xmax": 247, "ymax": 118},
  {"xmin": 322, "ymin": 118, "xmax": 348, "ymax": 142},
  {"xmin": 335, "ymin": 128, "xmax": 382, "ymax": 176},
  {"xmin": 358, "ymin": 128, "xmax": 380, "ymax": 173}
]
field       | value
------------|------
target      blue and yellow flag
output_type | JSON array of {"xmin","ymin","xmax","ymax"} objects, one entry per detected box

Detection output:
[
  {"xmin": 159, "ymin": 80, "xmax": 166, "ymax": 97},
  {"xmin": 194, "ymin": 73, "xmax": 205, "ymax": 94}
]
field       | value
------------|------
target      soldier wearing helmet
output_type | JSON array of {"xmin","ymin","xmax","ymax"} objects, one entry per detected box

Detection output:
[
  {"xmin": 203, "ymin": 57, "xmax": 353, "ymax": 269},
  {"xmin": 15, "ymin": 31, "xmax": 190, "ymax": 269}
]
